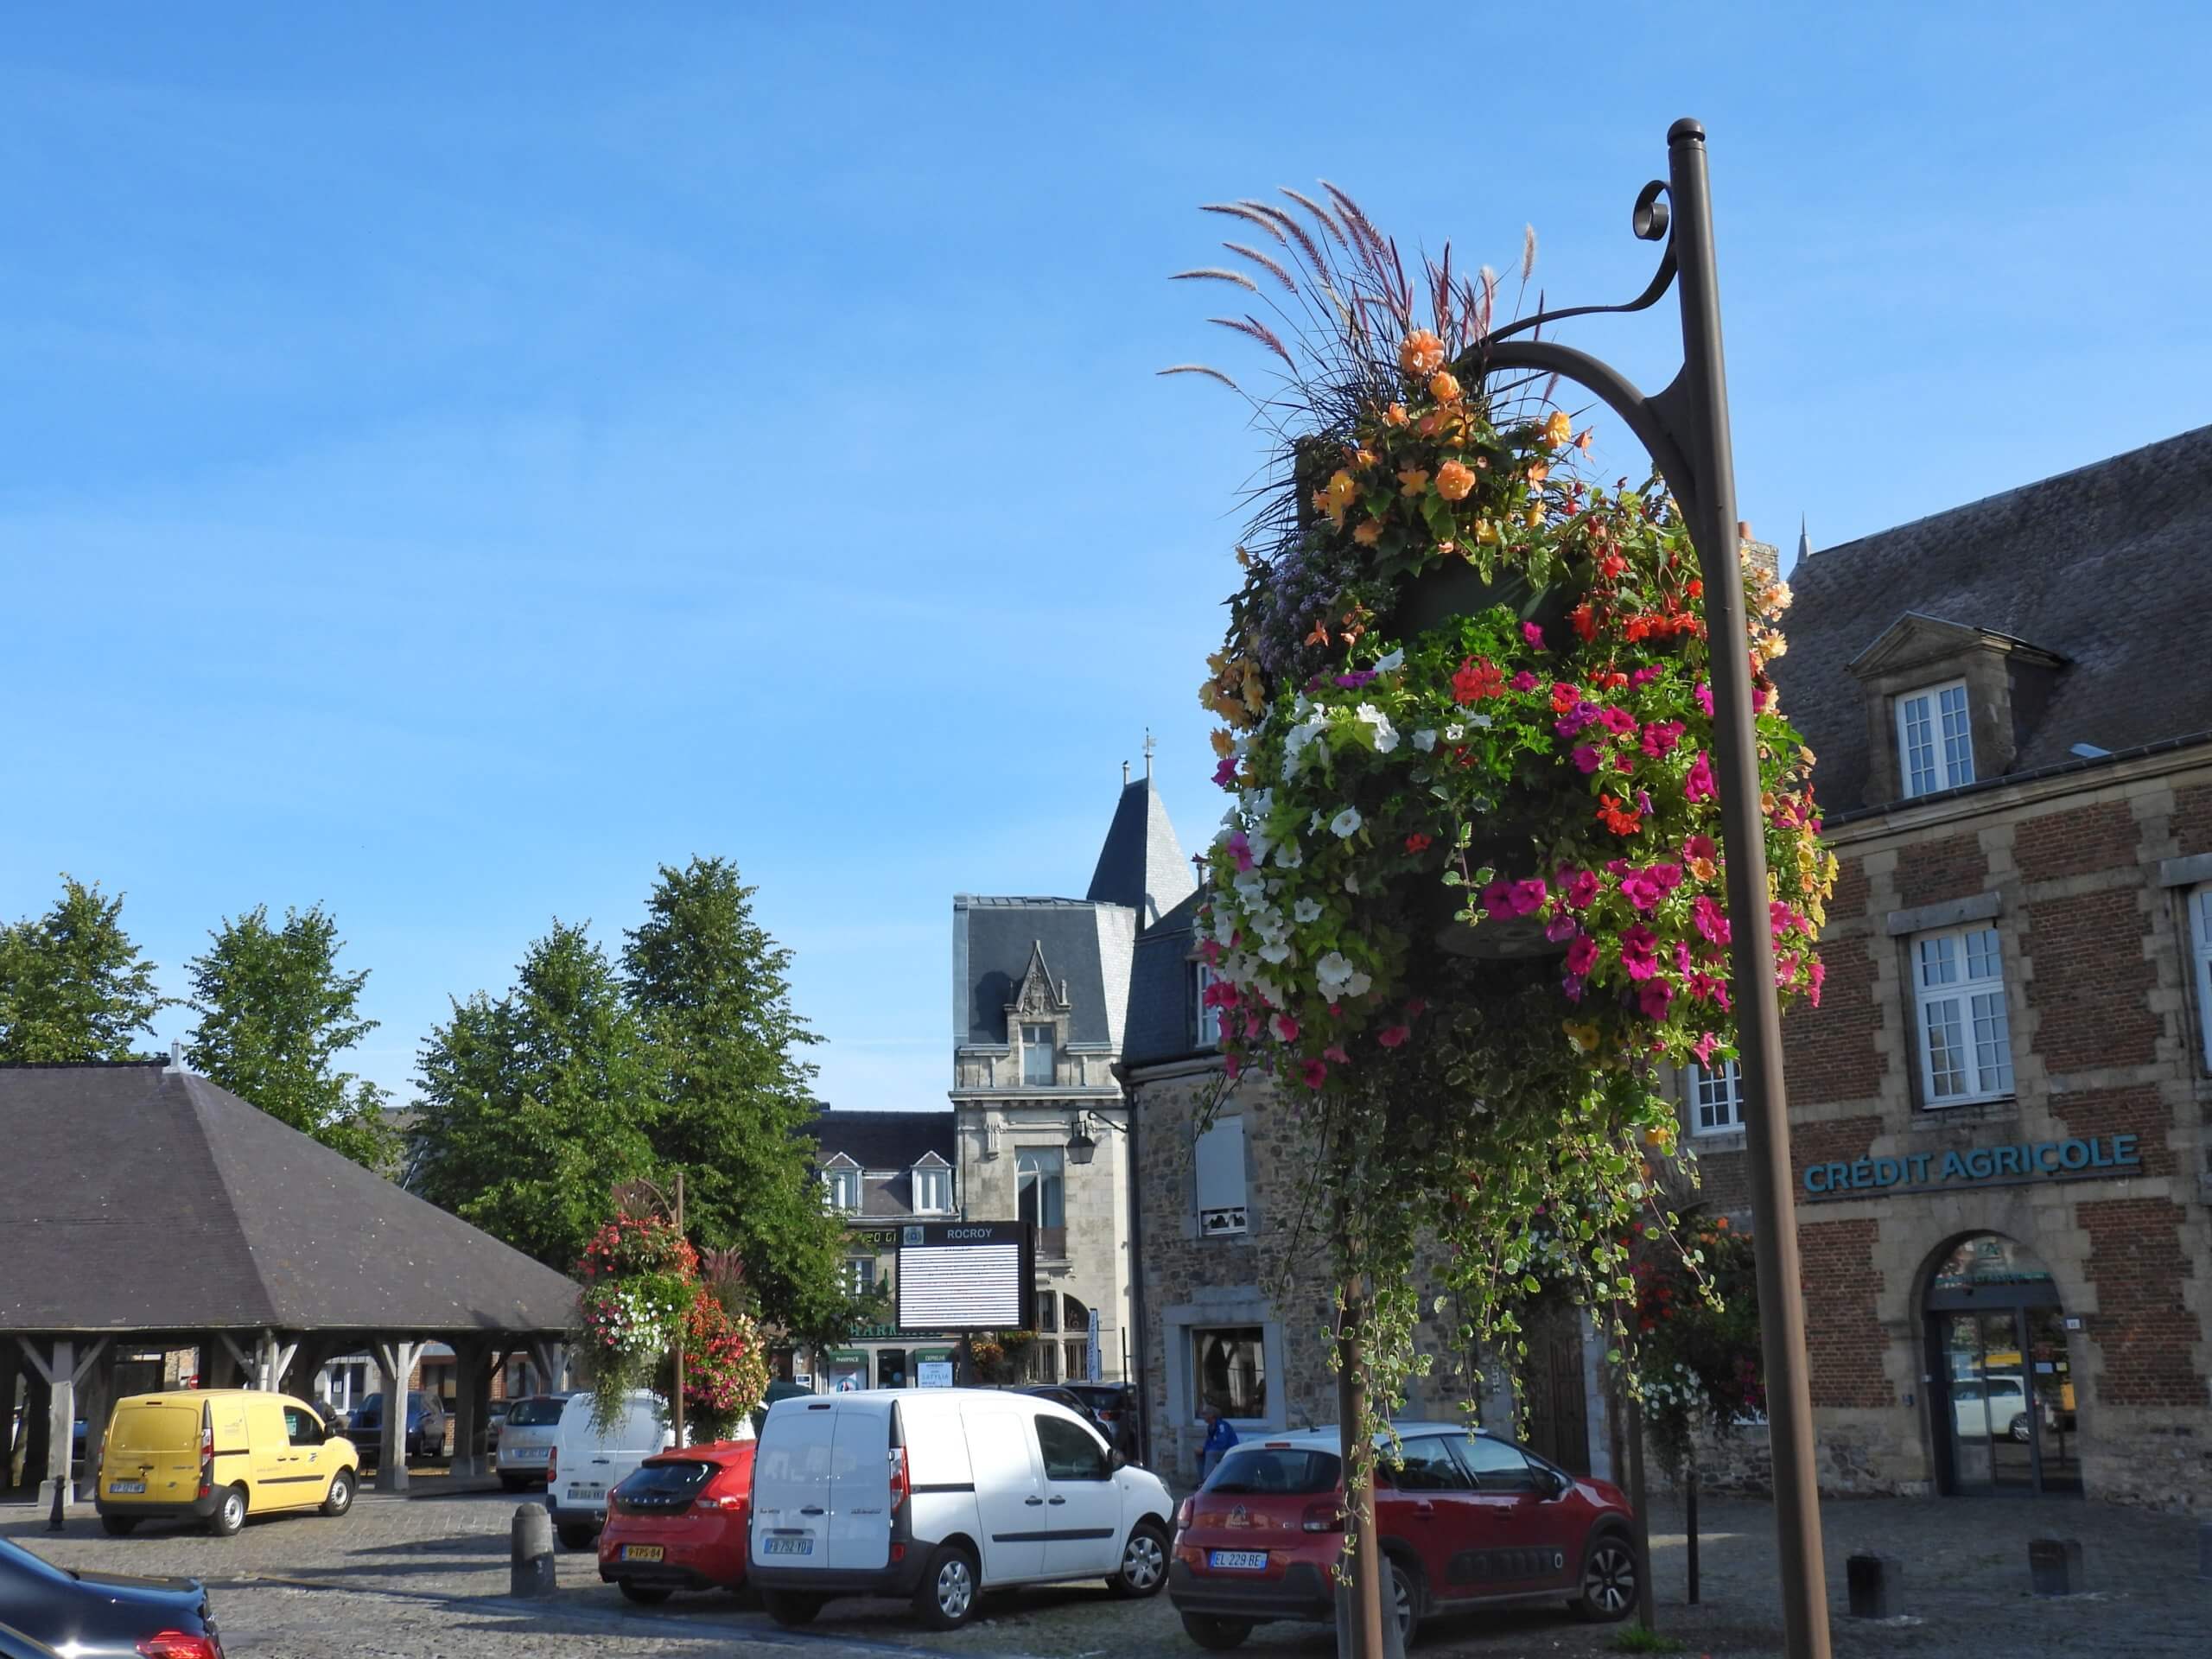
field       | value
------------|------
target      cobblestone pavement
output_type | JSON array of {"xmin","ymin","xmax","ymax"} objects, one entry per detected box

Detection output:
[{"xmin": 4, "ymin": 1491, "xmax": 2203, "ymax": 1657}]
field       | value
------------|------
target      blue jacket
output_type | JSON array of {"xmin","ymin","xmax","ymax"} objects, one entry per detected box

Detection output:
[{"xmin": 1202, "ymin": 1418, "xmax": 1240, "ymax": 1459}]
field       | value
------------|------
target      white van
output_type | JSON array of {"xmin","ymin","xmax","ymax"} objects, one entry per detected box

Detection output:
[
  {"xmin": 546, "ymin": 1391, "xmax": 672, "ymax": 1549},
  {"xmin": 748, "ymin": 1387, "xmax": 1173, "ymax": 1630}
]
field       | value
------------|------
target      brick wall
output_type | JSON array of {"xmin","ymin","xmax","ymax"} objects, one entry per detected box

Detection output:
[
  {"xmin": 2014, "ymin": 803, "xmax": 2140, "ymax": 882},
  {"xmin": 2050, "ymin": 1085, "xmax": 2176, "ymax": 1176},
  {"xmin": 2077, "ymin": 1198, "xmax": 2208, "ymax": 1408},
  {"xmin": 2024, "ymin": 889, "xmax": 2159, "ymax": 1071},
  {"xmin": 1783, "ymin": 943, "xmax": 1883, "ymax": 1103},
  {"xmin": 2173, "ymin": 783, "xmax": 2212, "ymax": 858},
  {"xmin": 1798, "ymin": 1217, "xmax": 1891, "ymax": 1409},
  {"xmin": 1787, "ymin": 1115, "xmax": 1883, "ymax": 1192},
  {"xmin": 1894, "ymin": 833, "xmax": 1985, "ymax": 910}
]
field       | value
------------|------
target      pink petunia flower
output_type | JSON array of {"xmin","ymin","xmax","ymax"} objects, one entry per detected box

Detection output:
[
  {"xmin": 1694, "ymin": 681, "xmax": 1714, "ymax": 718},
  {"xmin": 1637, "ymin": 978, "xmax": 1675, "ymax": 1019},
  {"xmin": 1301, "ymin": 1058, "xmax": 1329, "ymax": 1090},
  {"xmin": 1619, "ymin": 925, "xmax": 1660, "ymax": 980},
  {"xmin": 1684, "ymin": 752, "xmax": 1717, "ymax": 804},
  {"xmin": 1564, "ymin": 933, "xmax": 1599, "ymax": 976},
  {"xmin": 1598, "ymin": 705, "xmax": 1637, "ymax": 736},
  {"xmin": 1561, "ymin": 868, "xmax": 1600, "ymax": 910},
  {"xmin": 1572, "ymin": 745, "xmax": 1603, "ymax": 774},
  {"xmin": 1273, "ymin": 1012, "xmax": 1300, "ymax": 1044},
  {"xmin": 1511, "ymin": 878, "xmax": 1549, "ymax": 915},
  {"xmin": 1522, "ymin": 621, "xmax": 1548, "ymax": 650},
  {"xmin": 1510, "ymin": 671, "xmax": 1541, "ymax": 693},
  {"xmin": 1694, "ymin": 895, "xmax": 1731, "ymax": 945},
  {"xmin": 1376, "ymin": 1025, "xmax": 1410, "ymax": 1048}
]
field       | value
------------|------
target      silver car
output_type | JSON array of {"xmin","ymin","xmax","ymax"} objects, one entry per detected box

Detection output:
[{"xmin": 494, "ymin": 1395, "xmax": 570, "ymax": 1491}]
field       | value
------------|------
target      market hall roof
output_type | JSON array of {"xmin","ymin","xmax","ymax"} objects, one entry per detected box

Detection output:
[
  {"xmin": 0, "ymin": 1060, "xmax": 581, "ymax": 1338},
  {"xmin": 1773, "ymin": 423, "xmax": 2212, "ymax": 814}
]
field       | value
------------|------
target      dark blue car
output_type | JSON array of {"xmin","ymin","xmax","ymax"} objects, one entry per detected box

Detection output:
[{"xmin": 346, "ymin": 1392, "xmax": 447, "ymax": 1460}]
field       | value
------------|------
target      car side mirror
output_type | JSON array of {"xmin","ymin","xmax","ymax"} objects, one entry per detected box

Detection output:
[
  {"xmin": 1109, "ymin": 1448, "xmax": 1128, "ymax": 1471},
  {"xmin": 1542, "ymin": 1467, "xmax": 1570, "ymax": 1498}
]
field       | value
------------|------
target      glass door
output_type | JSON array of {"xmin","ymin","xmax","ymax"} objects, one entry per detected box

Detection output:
[
  {"xmin": 2024, "ymin": 1306, "xmax": 2082, "ymax": 1494},
  {"xmin": 1936, "ymin": 1307, "xmax": 2077, "ymax": 1495}
]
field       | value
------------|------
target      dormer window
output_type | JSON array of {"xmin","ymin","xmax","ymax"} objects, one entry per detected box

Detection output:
[
  {"xmin": 1021, "ymin": 1023, "xmax": 1058, "ymax": 1086},
  {"xmin": 1195, "ymin": 963, "xmax": 1223, "ymax": 1047},
  {"xmin": 1896, "ymin": 680, "xmax": 1974, "ymax": 798},
  {"xmin": 912, "ymin": 1162, "xmax": 952, "ymax": 1215},
  {"xmin": 823, "ymin": 1160, "xmax": 861, "ymax": 1214}
]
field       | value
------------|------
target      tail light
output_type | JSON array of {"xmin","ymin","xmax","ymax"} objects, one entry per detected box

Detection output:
[
  {"xmin": 887, "ymin": 1446, "xmax": 909, "ymax": 1516},
  {"xmin": 1174, "ymin": 1497, "xmax": 1192, "ymax": 1532},
  {"xmin": 137, "ymin": 1635, "xmax": 221, "ymax": 1659},
  {"xmin": 1301, "ymin": 1501, "xmax": 1344, "ymax": 1534},
  {"xmin": 197, "ymin": 1405, "xmax": 214, "ymax": 1497},
  {"xmin": 545, "ymin": 1447, "xmax": 557, "ymax": 1486}
]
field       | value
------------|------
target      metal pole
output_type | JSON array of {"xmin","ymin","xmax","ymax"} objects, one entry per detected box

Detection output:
[
  {"xmin": 671, "ymin": 1173, "xmax": 687, "ymax": 1449},
  {"xmin": 1336, "ymin": 1281, "xmax": 1389, "ymax": 1659},
  {"xmin": 1624, "ymin": 1389, "xmax": 1655, "ymax": 1629},
  {"xmin": 1664, "ymin": 117, "xmax": 1832, "ymax": 1659}
]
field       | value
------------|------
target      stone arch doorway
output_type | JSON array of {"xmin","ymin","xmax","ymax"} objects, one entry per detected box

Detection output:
[{"xmin": 1922, "ymin": 1232, "xmax": 2081, "ymax": 1497}]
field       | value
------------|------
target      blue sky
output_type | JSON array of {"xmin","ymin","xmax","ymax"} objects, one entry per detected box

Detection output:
[{"xmin": 5, "ymin": 3, "xmax": 2209, "ymax": 1113}]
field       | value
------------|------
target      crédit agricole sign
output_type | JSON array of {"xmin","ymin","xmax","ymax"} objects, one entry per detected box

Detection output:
[{"xmin": 1802, "ymin": 1134, "xmax": 2140, "ymax": 1200}]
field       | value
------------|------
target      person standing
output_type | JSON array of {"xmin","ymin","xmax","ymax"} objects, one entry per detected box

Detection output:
[{"xmin": 1199, "ymin": 1402, "xmax": 1239, "ymax": 1483}]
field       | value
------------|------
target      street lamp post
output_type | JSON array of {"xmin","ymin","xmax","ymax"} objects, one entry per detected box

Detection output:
[{"xmin": 1465, "ymin": 118, "xmax": 1833, "ymax": 1659}]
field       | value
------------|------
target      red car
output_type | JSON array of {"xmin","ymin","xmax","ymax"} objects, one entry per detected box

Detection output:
[
  {"xmin": 597, "ymin": 1441, "xmax": 756, "ymax": 1604},
  {"xmin": 1168, "ymin": 1423, "xmax": 1638, "ymax": 1649}
]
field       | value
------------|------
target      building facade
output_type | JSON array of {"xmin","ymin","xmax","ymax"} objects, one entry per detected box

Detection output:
[
  {"xmin": 1689, "ymin": 427, "xmax": 2212, "ymax": 1510},
  {"xmin": 811, "ymin": 1109, "xmax": 965, "ymax": 1390}
]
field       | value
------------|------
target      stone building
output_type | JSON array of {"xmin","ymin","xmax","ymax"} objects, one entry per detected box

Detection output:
[
  {"xmin": 1688, "ymin": 426, "xmax": 2212, "ymax": 1510},
  {"xmin": 948, "ymin": 761, "xmax": 1195, "ymax": 1386},
  {"xmin": 810, "ymin": 1109, "xmax": 963, "ymax": 1390}
]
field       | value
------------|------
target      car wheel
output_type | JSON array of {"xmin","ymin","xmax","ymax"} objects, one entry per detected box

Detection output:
[
  {"xmin": 2010, "ymin": 1414, "xmax": 2031, "ymax": 1445},
  {"xmin": 913, "ymin": 1541, "xmax": 981, "ymax": 1630},
  {"xmin": 100, "ymin": 1515, "xmax": 140, "ymax": 1536},
  {"xmin": 207, "ymin": 1484, "xmax": 247, "ymax": 1537},
  {"xmin": 1180, "ymin": 1612, "xmax": 1255, "ymax": 1650},
  {"xmin": 556, "ymin": 1521, "xmax": 598, "ymax": 1551},
  {"xmin": 1386, "ymin": 1554, "xmax": 1424, "ymax": 1647},
  {"xmin": 619, "ymin": 1580, "xmax": 672, "ymax": 1604},
  {"xmin": 1109, "ymin": 1520, "xmax": 1169, "ymax": 1598},
  {"xmin": 1573, "ymin": 1533, "xmax": 1638, "ymax": 1622},
  {"xmin": 321, "ymin": 1469, "xmax": 355, "ymax": 1516},
  {"xmin": 761, "ymin": 1590, "xmax": 824, "ymax": 1626}
]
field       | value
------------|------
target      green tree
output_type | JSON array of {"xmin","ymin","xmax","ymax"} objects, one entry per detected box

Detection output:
[
  {"xmin": 623, "ymin": 857, "xmax": 866, "ymax": 1349},
  {"xmin": 0, "ymin": 875, "xmax": 170, "ymax": 1061},
  {"xmin": 183, "ymin": 904, "xmax": 396, "ymax": 1168},
  {"xmin": 410, "ymin": 922, "xmax": 658, "ymax": 1268}
]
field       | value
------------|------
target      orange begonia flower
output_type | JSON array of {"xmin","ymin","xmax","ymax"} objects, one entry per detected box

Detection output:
[
  {"xmin": 1434, "ymin": 460, "xmax": 1476, "ymax": 503},
  {"xmin": 1428, "ymin": 371, "xmax": 1461, "ymax": 404},
  {"xmin": 1398, "ymin": 467, "xmax": 1431, "ymax": 497},
  {"xmin": 1399, "ymin": 329, "xmax": 1446, "ymax": 376}
]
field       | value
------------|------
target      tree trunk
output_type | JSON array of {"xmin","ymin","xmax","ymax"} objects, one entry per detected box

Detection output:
[
  {"xmin": 1625, "ymin": 1389, "xmax": 1656, "ymax": 1630},
  {"xmin": 1337, "ymin": 1279, "xmax": 1389, "ymax": 1659}
]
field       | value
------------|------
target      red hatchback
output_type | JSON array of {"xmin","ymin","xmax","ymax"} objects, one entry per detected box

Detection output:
[
  {"xmin": 1168, "ymin": 1423, "xmax": 1637, "ymax": 1649},
  {"xmin": 597, "ymin": 1441, "xmax": 756, "ymax": 1604}
]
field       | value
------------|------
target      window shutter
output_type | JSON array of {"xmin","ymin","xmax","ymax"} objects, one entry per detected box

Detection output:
[{"xmin": 1195, "ymin": 1116, "xmax": 1248, "ymax": 1235}]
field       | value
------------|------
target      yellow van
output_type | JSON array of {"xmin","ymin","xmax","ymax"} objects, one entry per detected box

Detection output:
[{"xmin": 96, "ymin": 1390, "xmax": 359, "ymax": 1536}]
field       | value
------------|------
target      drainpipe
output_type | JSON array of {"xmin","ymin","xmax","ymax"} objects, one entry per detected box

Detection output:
[{"xmin": 1114, "ymin": 1061, "xmax": 1150, "ymax": 1462}]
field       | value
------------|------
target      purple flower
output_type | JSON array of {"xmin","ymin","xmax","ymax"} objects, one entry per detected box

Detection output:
[
  {"xmin": 1620, "ymin": 925, "xmax": 1660, "ymax": 980},
  {"xmin": 1555, "ymin": 700, "xmax": 1600, "ymax": 737},
  {"xmin": 1598, "ymin": 705, "xmax": 1637, "ymax": 736},
  {"xmin": 1510, "ymin": 671, "xmax": 1541, "ymax": 692},
  {"xmin": 1636, "ymin": 789, "xmax": 1654, "ymax": 815},
  {"xmin": 1561, "ymin": 973, "xmax": 1585, "ymax": 1003},
  {"xmin": 1561, "ymin": 868, "xmax": 1600, "ymax": 909},
  {"xmin": 1511, "ymin": 878, "xmax": 1548, "ymax": 915},
  {"xmin": 1638, "ymin": 978, "xmax": 1675, "ymax": 1020},
  {"xmin": 1212, "ymin": 754, "xmax": 1238, "ymax": 787},
  {"xmin": 1227, "ymin": 830, "xmax": 1254, "ymax": 873},
  {"xmin": 1335, "ymin": 670, "xmax": 1379, "ymax": 690},
  {"xmin": 1684, "ymin": 752, "xmax": 1716, "ymax": 804},
  {"xmin": 1545, "ymin": 912, "xmax": 1580, "ymax": 943},
  {"xmin": 1564, "ymin": 934, "xmax": 1599, "ymax": 976},
  {"xmin": 1522, "ymin": 621, "xmax": 1548, "ymax": 650},
  {"xmin": 1572, "ymin": 745, "xmax": 1603, "ymax": 774},
  {"xmin": 1694, "ymin": 681, "xmax": 1714, "ymax": 718}
]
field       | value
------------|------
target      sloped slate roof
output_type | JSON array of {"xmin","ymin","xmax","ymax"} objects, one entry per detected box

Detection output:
[
  {"xmin": 0, "ymin": 1062, "xmax": 579, "ymax": 1336},
  {"xmin": 953, "ymin": 897, "xmax": 1130, "ymax": 1049},
  {"xmin": 813, "ymin": 1109, "xmax": 955, "ymax": 1171},
  {"xmin": 1775, "ymin": 425, "xmax": 2212, "ymax": 813},
  {"xmin": 1125, "ymin": 892, "xmax": 1204, "ymax": 1065},
  {"xmin": 1086, "ymin": 776, "xmax": 1197, "ymax": 926}
]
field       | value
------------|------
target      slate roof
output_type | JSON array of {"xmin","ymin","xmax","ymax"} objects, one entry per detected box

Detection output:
[
  {"xmin": 952, "ymin": 897, "xmax": 1135, "ymax": 1050},
  {"xmin": 1085, "ymin": 775, "xmax": 1198, "ymax": 926},
  {"xmin": 0, "ymin": 1062, "xmax": 580, "ymax": 1336},
  {"xmin": 813, "ymin": 1109, "xmax": 955, "ymax": 1171},
  {"xmin": 1125, "ymin": 892, "xmax": 1205, "ymax": 1065},
  {"xmin": 1775, "ymin": 425, "xmax": 2212, "ymax": 814}
]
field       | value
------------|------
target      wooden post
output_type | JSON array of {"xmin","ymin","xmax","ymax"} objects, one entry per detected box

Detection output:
[
  {"xmin": 373, "ymin": 1340, "xmax": 424, "ymax": 1494},
  {"xmin": 0, "ymin": 1345, "xmax": 20, "ymax": 1491},
  {"xmin": 41, "ymin": 1339, "xmax": 74, "ymax": 1513},
  {"xmin": 1626, "ymin": 1390, "xmax": 1656, "ymax": 1630},
  {"xmin": 1336, "ymin": 1281, "xmax": 1389, "ymax": 1659},
  {"xmin": 451, "ymin": 1342, "xmax": 488, "ymax": 1478},
  {"xmin": 1687, "ymin": 1458, "xmax": 1701, "ymax": 1605},
  {"xmin": 671, "ymin": 1173, "xmax": 687, "ymax": 1449}
]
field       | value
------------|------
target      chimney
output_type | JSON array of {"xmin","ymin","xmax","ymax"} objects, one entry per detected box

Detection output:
[
  {"xmin": 165, "ymin": 1040, "xmax": 186, "ymax": 1074},
  {"xmin": 1122, "ymin": 760, "xmax": 1130, "ymax": 785}
]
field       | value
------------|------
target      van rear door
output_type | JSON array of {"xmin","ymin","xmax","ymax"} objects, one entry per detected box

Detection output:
[
  {"xmin": 826, "ymin": 1399, "xmax": 896, "ymax": 1571},
  {"xmin": 752, "ymin": 1399, "xmax": 837, "ymax": 1567},
  {"xmin": 105, "ymin": 1401, "xmax": 199, "ymax": 1504}
]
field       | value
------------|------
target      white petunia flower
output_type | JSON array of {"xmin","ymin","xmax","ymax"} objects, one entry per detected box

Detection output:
[
  {"xmin": 1309, "ymin": 810, "xmax": 1325, "ymax": 834},
  {"xmin": 1356, "ymin": 703, "xmax": 1398, "ymax": 753},
  {"xmin": 1258, "ymin": 940, "xmax": 1293, "ymax": 964},
  {"xmin": 1330, "ymin": 807, "xmax": 1362, "ymax": 838},
  {"xmin": 1274, "ymin": 840, "xmax": 1304, "ymax": 869},
  {"xmin": 1443, "ymin": 723, "xmax": 1465, "ymax": 741},
  {"xmin": 1293, "ymin": 897, "xmax": 1323, "ymax": 924},
  {"xmin": 1315, "ymin": 951, "xmax": 1357, "ymax": 993},
  {"xmin": 1344, "ymin": 871, "xmax": 1361, "ymax": 893},
  {"xmin": 1344, "ymin": 969, "xmax": 1373, "ymax": 998},
  {"xmin": 1372, "ymin": 647, "xmax": 1405, "ymax": 673},
  {"xmin": 1413, "ymin": 729, "xmax": 1437, "ymax": 753}
]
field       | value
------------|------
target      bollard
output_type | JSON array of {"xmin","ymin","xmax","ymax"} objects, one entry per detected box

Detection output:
[
  {"xmin": 1332, "ymin": 1571, "xmax": 1407, "ymax": 1659},
  {"xmin": 510, "ymin": 1504, "xmax": 557, "ymax": 1599},
  {"xmin": 2028, "ymin": 1536, "xmax": 2083, "ymax": 1598},
  {"xmin": 47, "ymin": 1478, "xmax": 65, "ymax": 1534},
  {"xmin": 1845, "ymin": 1553, "xmax": 1901, "ymax": 1618}
]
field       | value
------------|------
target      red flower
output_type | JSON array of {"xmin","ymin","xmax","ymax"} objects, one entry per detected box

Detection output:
[
  {"xmin": 1404, "ymin": 832, "xmax": 1433, "ymax": 854},
  {"xmin": 1452, "ymin": 656, "xmax": 1505, "ymax": 702},
  {"xmin": 1596, "ymin": 793, "xmax": 1643, "ymax": 836}
]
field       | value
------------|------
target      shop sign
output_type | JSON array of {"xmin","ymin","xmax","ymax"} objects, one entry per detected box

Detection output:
[{"xmin": 1802, "ymin": 1135, "xmax": 2139, "ymax": 1200}]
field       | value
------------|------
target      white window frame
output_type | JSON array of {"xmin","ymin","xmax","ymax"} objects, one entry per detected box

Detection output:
[
  {"xmin": 1016, "ymin": 1147, "xmax": 1065, "ymax": 1230},
  {"xmin": 843, "ymin": 1255, "xmax": 877, "ymax": 1296},
  {"xmin": 1895, "ymin": 679, "xmax": 1975, "ymax": 798},
  {"xmin": 1688, "ymin": 1059, "xmax": 1743, "ymax": 1134},
  {"xmin": 1195, "ymin": 963, "xmax": 1223, "ymax": 1047},
  {"xmin": 1912, "ymin": 924, "xmax": 2014, "ymax": 1107},
  {"xmin": 1021, "ymin": 1023, "xmax": 1057, "ymax": 1086},
  {"xmin": 2190, "ymin": 885, "xmax": 2212, "ymax": 1071},
  {"xmin": 912, "ymin": 1163, "xmax": 952, "ymax": 1216},
  {"xmin": 823, "ymin": 1164, "xmax": 861, "ymax": 1213}
]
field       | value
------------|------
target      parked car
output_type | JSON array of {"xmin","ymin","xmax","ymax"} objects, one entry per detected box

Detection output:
[
  {"xmin": 96, "ymin": 1391, "xmax": 358, "ymax": 1538},
  {"xmin": 346, "ymin": 1392, "xmax": 447, "ymax": 1461},
  {"xmin": 749, "ymin": 1386, "xmax": 1173, "ymax": 1631},
  {"xmin": 495, "ymin": 1395, "xmax": 569, "ymax": 1491},
  {"xmin": 0, "ymin": 1621, "xmax": 60, "ymax": 1659},
  {"xmin": 1168, "ymin": 1424, "xmax": 1638, "ymax": 1649},
  {"xmin": 1948, "ymin": 1374, "xmax": 2052, "ymax": 1444},
  {"xmin": 596, "ymin": 1440, "xmax": 758, "ymax": 1603},
  {"xmin": 748, "ymin": 1378, "xmax": 815, "ymax": 1437},
  {"xmin": 995, "ymin": 1383, "xmax": 1111, "ymax": 1440},
  {"xmin": 546, "ymin": 1391, "xmax": 677, "ymax": 1551},
  {"xmin": 0, "ymin": 1536, "xmax": 225, "ymax": 1656},
  {"xmin": 1065, "ymin": 1383, "xmax": 1141, "ymax": 1459}
]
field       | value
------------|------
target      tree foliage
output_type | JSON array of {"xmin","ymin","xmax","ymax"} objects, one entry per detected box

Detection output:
[
  {"xmin": 0, "ymin": 875, "xmax": 170, "ymax": 1062},
  {"xmin": 410, "ymin": 921, "xmax": 658, "ymax": 1268},
  {"xmin": 184, "ymin": 904, "xmax": 395, "ymax": 1168}
]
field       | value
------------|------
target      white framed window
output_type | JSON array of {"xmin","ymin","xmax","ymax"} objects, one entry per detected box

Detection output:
[
  {"xmin": 823, "ymin": 1165, "xmax": 861, "ymax": 1213},
  {"xmin": 2190, "ymin": 885, "xmax": 2212, "ymax": 1070},
  {"xmin": 1195, "ymin": 963, "xmax": 1223, "ymax": 1047},
  {"xmin": 843, "ymin": 1255, "xmax": 877, "ymax": 1295},
  {"xmin": 912, "ymin": 1163, "xmax": 951, "ymax": 1215},
  {"xmin": 1016, "ymin": 1147, "xmax": 1065, "ymax": 1229},
  {"xmin": 1895, "ymin": 680, "xmax": 1975, "ymax": 798},
  {"xmin": 1689, "ymin": 1059, "xmax": 1743, "ymax": 1133},
  {"xmin": 1913, "ymin": 925, "xmax": 2013, "ymax": 1105},
  {"xmin": 1021, "ymin": 1023, "xmax": 1057, "ymax": 1086},
  {"xmin": 1194, "ymin": 1112, "xmax": 1248, "ymax": 1235}
]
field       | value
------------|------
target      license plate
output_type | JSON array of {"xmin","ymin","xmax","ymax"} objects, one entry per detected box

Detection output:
[
  {"xmin": 763, "ymin": 1535, "xmax": 814, "ymax": 1556},
  {"xmin": 1209, "ymin": 1549, "xmax": 1268, "ymax": 1571},
  {"xmin": 110, "ymin": 1479, "xmax": 146, "ymax": 1495},
  {"xmin": 621, "ymin": 1545, "xmax": 664, "ymax": 1562},
  {"xmin": 506, "ymin": 1447, "xmax": 544, "ymax": 1460},
  {"xmin": 574, "ymin": 1484, "xmax": 604, "ymax": 1498}
]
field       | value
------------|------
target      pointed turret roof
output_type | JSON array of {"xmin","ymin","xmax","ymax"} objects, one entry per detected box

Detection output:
[{"xmin": 1085, "ymin": 772, "xmax": 1196, "ymax": 927}]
